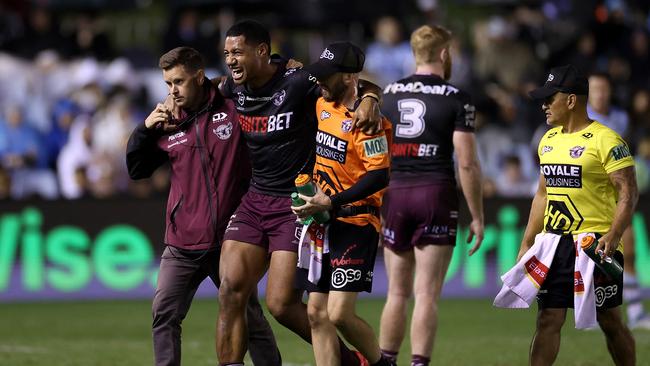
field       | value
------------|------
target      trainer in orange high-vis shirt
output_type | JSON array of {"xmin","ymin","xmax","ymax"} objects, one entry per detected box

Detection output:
[{"xmin": 313, "ymin": 97, "xmax": 391, "ymax": 232}]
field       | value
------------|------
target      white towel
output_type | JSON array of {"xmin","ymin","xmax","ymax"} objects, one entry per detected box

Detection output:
[
  {"xmin": 297, "ymin": 222, "xmax": 329, "ymax": 284},
  {"xmin": 494, "ymin": 232, "xmax": 598, "ymax": 329},
  {"xmin": 494, "ymin": 232, "xmax": 560, "ymax": 308},
  {"xmin": 574, "ymin": 233, "xmax": 597, "ymax": 329}
]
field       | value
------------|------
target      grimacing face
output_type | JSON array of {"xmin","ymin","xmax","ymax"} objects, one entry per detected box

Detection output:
[
  {"xmin": 223, "ymin": 35, "xmax": 267, "ymax": 85},
  {"xmin": 162, "ymin": 65, "xmax": 203, "ymax": 110}
]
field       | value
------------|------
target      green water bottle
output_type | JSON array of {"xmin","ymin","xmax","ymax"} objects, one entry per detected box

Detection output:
[
  {"xmin": 291, "ymin": 192, "xmax": 313, "ymax": 225},
  {"xmin": 580, "ymin": 235, "xmax": 623, "ymax": 282},
  {"xmin": 295, "ymin": 174, "xmax": 330, "ymax": 224}
]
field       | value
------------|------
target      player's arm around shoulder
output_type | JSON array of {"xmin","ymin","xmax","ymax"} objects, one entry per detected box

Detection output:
[
  {"xmin": 354, "ymin": 80, "xmax": 383, "ymax": 134},
  {"xmin": 453, "ymin": 130, "xmax": 484, "ymax": 255}
]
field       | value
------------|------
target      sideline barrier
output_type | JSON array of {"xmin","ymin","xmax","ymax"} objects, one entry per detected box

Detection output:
[{"xmin": 1, "ymin": 197, "xmax": 649, "ymax": 301}]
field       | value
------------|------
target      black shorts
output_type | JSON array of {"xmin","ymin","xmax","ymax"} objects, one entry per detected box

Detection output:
[
  {"xmin": 296, "ymin": 220, "xmax": 378, "ymax": 293},
  {"xmin": 537, "ymin": 235, "xmax": 623, "ymax": 309}
]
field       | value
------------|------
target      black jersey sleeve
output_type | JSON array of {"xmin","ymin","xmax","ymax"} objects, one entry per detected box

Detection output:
[
  {"xmin": 126, "ymin": 123, "xmax": 168, "ymax": 179},
  {"xmin": 329, "ymin": 168, "xmax": 389, "ymax": 208},
  {"xmin": 454, "ymin": 91, "xmax": 476, "ymax": 132}
]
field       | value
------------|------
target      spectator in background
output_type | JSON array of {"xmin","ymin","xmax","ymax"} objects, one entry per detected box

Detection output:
[
  {"xmin": 0, "ymin": 103, "xmax": 58, "ymax": 199},
  {"xmin": 494, "ymin": 155, "xmax": 536, "ymax": 198},
  {"xmin": 163, "ymin": 9, "xmax": 220, "ymax": 67},
  {"xmin": 364, "ymin": 16, "xmax": 414, "ymax": 87},
  {"xmin": 0, "ymin": 166, "xmax": 11, "ymax": 200},
  {"xmin": 70, "ymin": 12, "xmax": 114, "ymax": 61},
  {"xmin": 628, "ymin": 29, "xmax": 650, "ymax": 89},
  {"xmin": 57, "ymin": 118, "xmax": 93, "ymax": 199},
  {"xmin": 6, "ymin": 7, "xmax": 73, "ymax": 59},
  {"xmin": 44, "ymin": 99, "xmax": 77, "ymax": 170},
  {"xmin": 473, "ymin": 16, "xmax": 541, "ymax": 93},
  {"xmin": 588, "ymin": 72, "xmax": 630, "ymax": 138}
]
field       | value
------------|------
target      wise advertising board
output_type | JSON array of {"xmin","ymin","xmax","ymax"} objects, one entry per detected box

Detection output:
[{"xmin": 1, "ymin": 197, "xmax": 649, "ymax": 301}]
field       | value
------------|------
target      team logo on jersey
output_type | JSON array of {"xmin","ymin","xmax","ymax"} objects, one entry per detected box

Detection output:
[
  {"xmin": 547, "ymin": 131, "xmax": 558, "ymax": 138},
  {"xmin": 320, "ymin": 110, "xmax": 331, "ymax": 120},
  {"xmin": 611, "ymin": 144, "xmax": 631, "ymax": 161},
  {"xmin": 363, "ymin": 136, "xmax": 388, "ymax": 157},
  {"xmin": 341, "ymin": 119, "xmax": 353, "ymax": 133},
  {"xmin": 272, "ymin": 90, "xmax": 286, "ymax": 107},
  {"xmin": 237, "ymin": 92, "xmax": 245, "ymax": 106},
  {"xmin": 213, "ymin": 122, "xmax": 233, "ymax": 140},
  {"xmin": 541, "ymin": 145, "xmax": 553, "ymax": 155},
  {"xmin": 284, "ymin": 68, "xmax": 297, "ymax": 77},
  {"xmin": 212, "ymin": 112, "xmax": 228, "ymax": 123},
  {"xmin": 547, "ymin": 73, "xmax": 555, "ymax": 82},
  {"xmin": 320, "ymin": 48, "xmax": 335, "ymax": 60},
  {"xmin": 581, "ymin": 132, "xmax": 593, "ymax": 139},
  {"xmin": 569, "ymin": 146, "xmax": 585, "ymax": 158}
]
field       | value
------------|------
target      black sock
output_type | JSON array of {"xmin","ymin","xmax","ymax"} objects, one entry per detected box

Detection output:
[
  {"xmin": 339, "ymin": 338, "xmax": 360, "ymax": 366},
  {"xmin": 372, "ymin": 355, "xmax": 394, "ymax": 366},
  {"xmin": 411, "ymin": 354, "xmax": 430, "ymax": 366},
  {"xmin": 381, "ymin": 349, "xmax": 398, "ymax": 363}
]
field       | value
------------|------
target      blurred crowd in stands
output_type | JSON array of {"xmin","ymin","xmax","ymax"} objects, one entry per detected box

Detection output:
[{"xmin": 1, "ymin": 0, "xmax": 650, "ymax": 201}]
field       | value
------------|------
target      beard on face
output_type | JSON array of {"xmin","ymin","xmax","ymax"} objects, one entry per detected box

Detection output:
[{"xmin": 321, "ymin": 76, "xmax": 347, "ymax": 103}]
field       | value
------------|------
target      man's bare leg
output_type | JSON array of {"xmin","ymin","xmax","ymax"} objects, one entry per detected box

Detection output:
[
  {"xmin": 530, "ymin": 308, "xmax": 567, "ymax": 366},
  {"xmin": 308, "ymin": 292, "xmax": 340, "ymax": 366},
  {"xmin": 217, "ymin": 240, "xmax": 268, "ymax": 364},
  {"xmin": 379, "ymin": 248, "xmax": 414, "ymax": 357},
  {"xmin": 265, "ymin": 250, "xmax": 312, "ymax": 342},
  {"xmin": 410, "ymin": 245, "xmax": 453, "ymax": 358},
  {"xmin": 597, "ymin": 307, "xmax": 636, "ymax": 366},
  {"xmin": 329, "ymin": 291, "xmax": 382, "ymax": 364}
]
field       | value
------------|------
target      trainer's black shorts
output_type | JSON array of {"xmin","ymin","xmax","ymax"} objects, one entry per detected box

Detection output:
[
  {"xmin": 537, "ymin": 234, "xmax": 623, "ymax": 309},
  {"xmin": 296, "ymin": 220, "xmax": 378, "ymax": 293}
]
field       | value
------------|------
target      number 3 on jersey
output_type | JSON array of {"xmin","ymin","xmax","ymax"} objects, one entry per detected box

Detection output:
[{"xmin": 396, "ymin": 98, "xmax": 426, "ymax": 138}]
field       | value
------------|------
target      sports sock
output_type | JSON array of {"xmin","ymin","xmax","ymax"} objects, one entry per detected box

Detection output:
[
  {"xmin": 371, "ymin": 355, "xmax": 393, "ymax": 366},
  {"xmin": 339, "ymin": 339, "xmax": 361, "ymax": 366},
  {"xmin": 381, "ymin": 349, "xmax": 399, "ymax": 363},
  {"xmin": 624, "ymin": 273, "xmax": 646, "ymax": 322},
  {"xmin": 411, "ymin": 354, "xmax": 430, "ymax": 366}
]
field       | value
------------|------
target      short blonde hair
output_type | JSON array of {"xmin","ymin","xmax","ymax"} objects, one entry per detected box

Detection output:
[{"xmin": 410, "ymin": 25, "xmax": 452, "ymax": 65}]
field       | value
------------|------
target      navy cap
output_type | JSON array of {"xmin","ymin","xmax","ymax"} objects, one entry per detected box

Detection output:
[
  {"xmin": 529, "ymin": 65, "xmax": 589, "ymax": 100},
  {"xmin": 305, "ymin": 41, "xmax": 365, "ymax": 80}
]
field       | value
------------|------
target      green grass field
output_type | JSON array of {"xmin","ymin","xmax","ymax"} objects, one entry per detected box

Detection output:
[{"xmin": 0, "ymin": 298, "xmax": 648, "ymax": 365}]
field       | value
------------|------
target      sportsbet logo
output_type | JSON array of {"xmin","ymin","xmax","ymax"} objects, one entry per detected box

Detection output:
[{"xmin": 363, "ymin": 136, "xmax": 388, "ymax": 157}]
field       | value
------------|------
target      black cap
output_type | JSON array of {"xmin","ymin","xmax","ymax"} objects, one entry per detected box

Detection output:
[
  {"xmin": 305, "ymin": 42, "xmax": 365, "ymax": 80},
  {"xmin": 529, "ymin": 65, "xmax": 589, "ymax": 100}
]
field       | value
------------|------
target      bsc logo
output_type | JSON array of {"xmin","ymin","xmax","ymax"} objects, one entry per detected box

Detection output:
[
  {"xmin": 331, "ymin": 268, "xmax": 361, "ymax": 289},
  {"xmin": 320, "ymin": 48, "xmax": 335, "ymax": 60}
]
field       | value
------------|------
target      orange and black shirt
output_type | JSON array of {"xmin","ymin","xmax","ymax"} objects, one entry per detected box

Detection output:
[{"xmin": 313, "ymin": 97, "xmax": 391, "ymax": 232}]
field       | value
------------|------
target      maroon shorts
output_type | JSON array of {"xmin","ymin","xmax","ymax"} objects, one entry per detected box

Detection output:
[
  {"xmin": 223, "ymin": 191, "xmax": 302, "ymax": 253},
  {"xmin": 381, "ymin": 182, "xmax": 458, "ymax": 252}
]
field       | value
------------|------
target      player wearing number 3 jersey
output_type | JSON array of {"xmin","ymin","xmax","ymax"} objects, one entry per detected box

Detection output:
[{"xmin": 377, "ymin": 25, "xmax": 484, "ymax": 366}]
